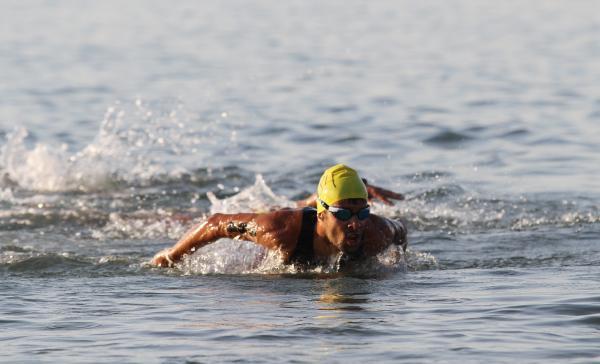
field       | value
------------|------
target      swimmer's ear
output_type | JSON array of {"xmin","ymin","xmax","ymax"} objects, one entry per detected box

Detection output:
[{"xmin": 317, "ymin": 212, "xmax": 325, "ymax": 221}]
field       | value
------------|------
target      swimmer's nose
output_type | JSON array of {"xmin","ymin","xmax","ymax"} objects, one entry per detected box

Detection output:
[{"xmin": 346, "ymin": 216, "xmax": 361, "ymax": 231}]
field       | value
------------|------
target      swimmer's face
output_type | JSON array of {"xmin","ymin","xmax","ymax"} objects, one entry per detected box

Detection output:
[{"xmin": 319, "ymin": 198, "xmax": 369, "ymax": 253}]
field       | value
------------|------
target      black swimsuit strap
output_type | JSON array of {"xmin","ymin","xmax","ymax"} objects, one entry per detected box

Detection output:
[{"xmin": 289, "ymin": 207, "xmax": 317, "ymax": 265}]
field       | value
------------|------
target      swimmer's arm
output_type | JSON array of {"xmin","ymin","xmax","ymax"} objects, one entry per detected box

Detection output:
[
  {"xmin": 390, "ymin": 219, "xmax": 408, "ymax": 251},
  {"xmin": 295, "ymin": 194, "xmax": 318, "ymax": 208},
  {"xmin": 151, "ymin": 213, "xmax": 261, "ymax": 267},
  {"xmin": 295, "ymin": 179, "xmax": 404, "ymax": 208}
]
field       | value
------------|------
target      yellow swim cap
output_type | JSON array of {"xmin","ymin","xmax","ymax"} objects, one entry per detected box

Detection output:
[{"xmin": 316, "ymin": 164, "xmax": 368, "ymax": 213}]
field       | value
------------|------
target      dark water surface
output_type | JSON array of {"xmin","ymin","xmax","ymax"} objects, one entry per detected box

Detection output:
[{"xmin": 1, "ymin": 1, "xmax": 599, "ymax": 363}]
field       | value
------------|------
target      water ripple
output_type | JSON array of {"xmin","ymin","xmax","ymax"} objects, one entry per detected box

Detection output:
[{"xmin": 423, "ymin": 130, "xmax": 474, "ymax": 146}]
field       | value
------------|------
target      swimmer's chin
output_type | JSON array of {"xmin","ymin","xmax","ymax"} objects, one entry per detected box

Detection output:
[{"xmin": 339, "ymin": 237, "xmax": 362, "ymax": 253}]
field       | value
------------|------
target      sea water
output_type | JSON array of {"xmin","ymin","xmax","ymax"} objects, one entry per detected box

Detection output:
[{"xmin": 1, "ymin": 1, "xmax": 599, "ymax": 363}]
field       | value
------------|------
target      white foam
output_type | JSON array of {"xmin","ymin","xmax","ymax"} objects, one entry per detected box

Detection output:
[
  {"xmin": 0, "ymin": 100, "xmax": 225, "ymax": 192},
  {"xmin": 0, "ymin": 188, "xmax": 15, "ymax": 202},
  {"xmin": 372, "ymin": 189, "xmax": 600, "ymax": 233},
  {"xmin": 91, "ymin": 211, "xmax": 195, "ymax": 240},
  {"xmin": 172, "ymin": 239, "xmax": 413, "ymax": 276},
  {"xmin": 88, "ymin": 175, "xmax": 294, "ymax": 240},
  {"xmin": 405, "ymin": 249, "xmax": 439, "ymax": 271},
  {"xmin": 208, "ymin": 174, "xmax": 295, "ymax": 214},
  {"xmin": 1, "ymin": 128, "xmax": 74, "ymax": 191},
  {"xmin": 176, "ymin": 240, "xmax": 288, "ymax": 275}
]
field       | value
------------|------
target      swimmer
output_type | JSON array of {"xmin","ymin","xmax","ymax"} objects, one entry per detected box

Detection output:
[{"xmin": 151, "ymin": 164, "xmax": 407, "ymax": 268}]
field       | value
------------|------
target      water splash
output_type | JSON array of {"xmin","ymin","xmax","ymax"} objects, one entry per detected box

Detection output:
[
  {"xmin": 90, "ymin": 211, "xmax": 192, "ymax": 240},
  {"xmin": 0, "ymin": 128, "xmax": 75, "ymax": 191},
  {"xmin": 373, "ymin": 185, "xmax": 600, "ymax": 233},
  {"xmin": 405, "ymin": 249, "xmax": 439, "ymax": 271},
  {"xmin": 170, "ymin": 240, "xmax": 412, "ymax": 276},
  {"xmin": 0, "ymin": 99, "xmax": 229, "ymax": 192},
  {"xmin": 176, "ymin": 240, "xmax": 290, "ymax": 275},
  {"xmin": 0, "ymin": 188, "xmax": 15, "ymax": 202},
  {"xmin": 208, "ymin": 174, "xmax": 295, "ymax": 214}
]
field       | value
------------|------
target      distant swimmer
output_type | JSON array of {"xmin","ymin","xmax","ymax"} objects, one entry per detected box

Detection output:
[{"xmin": 151, "ymin": 164, "xmax": 407, "ymax": 269}]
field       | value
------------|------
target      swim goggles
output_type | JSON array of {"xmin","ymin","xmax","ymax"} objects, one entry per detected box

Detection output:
[{"xmin": 318, "ymin": 198, "xmax": 370, "ymax": 221}]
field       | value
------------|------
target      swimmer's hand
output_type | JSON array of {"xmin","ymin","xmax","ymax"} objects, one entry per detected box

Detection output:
[
  {"xmin": 151, "ymin": 249, "xmax": 175, "ymax": 268},
  {"xmin": 365, "ymin": 182, "xmax": 405, "ymax": 205}
]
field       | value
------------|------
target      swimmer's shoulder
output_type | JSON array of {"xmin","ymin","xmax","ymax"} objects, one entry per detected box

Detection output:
[
  {"xmin": 254, "ymin": 208, "xmax": 305, "ymax": 249},
  {"xmin": 365, "ymin": 213, "xmax": 393, "ymax": 231},
  {"xmin": 363, "ymin": 214, "xmax": 405, "ymax": 254},
  {"xmin": 256, "ymin": 207, "xmax": 304, "ymax": 225}
]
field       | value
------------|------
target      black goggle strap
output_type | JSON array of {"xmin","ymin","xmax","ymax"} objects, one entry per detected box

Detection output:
[
  {"xmin": 317, "ymin": 197, "xmax": 329, "ymax": 210},
  {"xmin": 317, "ymin": 198, "xmax": 370, "ymax": 220}
]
